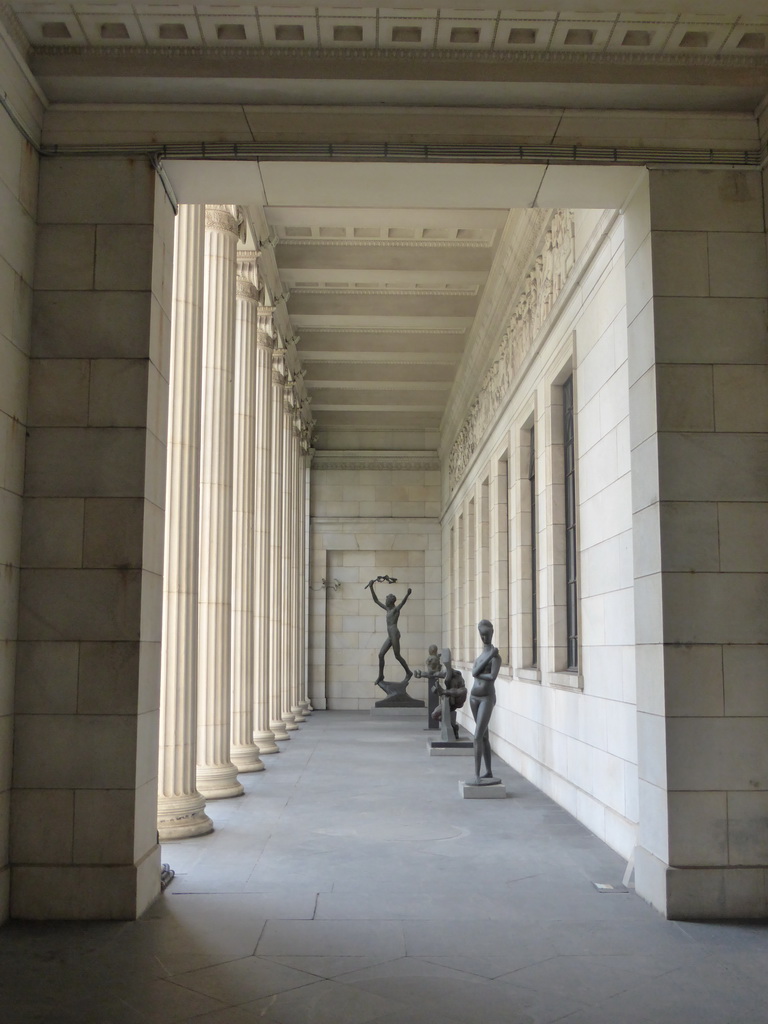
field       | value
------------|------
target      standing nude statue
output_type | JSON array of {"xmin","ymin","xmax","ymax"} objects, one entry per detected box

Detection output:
[
  {"xmin": 470, "ymin": 619, "xmax": 502, "ymax": 785},
  {"xmin": 368, "ymin": 579, "xmax": 412, "ymax": 687}
]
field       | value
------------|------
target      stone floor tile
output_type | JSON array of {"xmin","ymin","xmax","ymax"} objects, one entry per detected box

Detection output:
[
  {"xmin": 256, "ymin": 920, "xmax": 406, "ymax": 959},
  {"xmin": 169, "ymin": 954, "xmax": 319, "ymax": 1004},
  {"xmin": 262, "ymin": 955, "xmax": 400, "ymax": 979},
  {"xmin": 2, "ymin": 713, "xmax": 767, "ymax": 1024},
  {"xmin": 246, "ymin": 977, "xmax": 400, "ymax": 1024}
]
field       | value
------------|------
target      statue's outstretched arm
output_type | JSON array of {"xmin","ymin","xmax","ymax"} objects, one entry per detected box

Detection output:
[
  {"xmin": 369, "ymin": 582, "xmax": 386, "ymax": 609},
  {"xmin": 395, "ymin": 587, "xmax": 412, "ymax": 611}
]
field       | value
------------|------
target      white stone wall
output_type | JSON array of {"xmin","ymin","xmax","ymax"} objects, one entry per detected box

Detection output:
[
  {"xmin": 310, "ymin": 464, "xmax": 441, "ymax": 710},
  {"xmin": 0, "ymin": 33, "xmax": 41, "ymax": 923},
  {"xmin": 627, "ymin": 168, "xmax": 768, "ymax": 918},
  {"xmin": 445, "ymin": 209, "xmax": 639, "ymax": 859},
  {"xmin": 14, "ymin": 156, "xmax": 174, "ymax": 919}
]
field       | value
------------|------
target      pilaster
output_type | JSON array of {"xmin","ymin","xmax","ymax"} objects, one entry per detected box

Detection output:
[{"xmin": 628, "ymin": 169, "xmax": 768, "ymax": 919}]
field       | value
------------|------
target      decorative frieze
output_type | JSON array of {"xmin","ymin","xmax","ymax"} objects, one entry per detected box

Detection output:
[{"xmin": 448, "ymin": 209, "xmax": 575, "ymax": 489}]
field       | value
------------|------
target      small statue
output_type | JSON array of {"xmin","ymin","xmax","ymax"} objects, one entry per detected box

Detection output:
[
  {"xmin": 469, "ymin": 620, "xmax": 501, "ymax": 785},
  {"xmin": 367, "ymin": 579, "xmax": 414, "ymax": 701},
  {"xmin": 431, "ymin": 648, "xmax": 467, "ymax": 742},
  {"xmin": 424, "ymin": 644, "xmax": 442, "ymax": 676},
  {"xmin": 414, "ymin": 645, "xmax": 443, "ymax": 729}
]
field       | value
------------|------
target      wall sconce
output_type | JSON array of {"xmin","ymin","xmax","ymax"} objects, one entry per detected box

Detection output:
[{"xmin": 310, "ymin": 578, "xmax": 342, "ymax": 592}]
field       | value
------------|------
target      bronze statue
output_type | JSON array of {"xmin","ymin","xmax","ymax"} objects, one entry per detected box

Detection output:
[
  {"xmin": 431, "ymin": 647, "xmax": 467, "ymax": 741},
  {"xmin": 469, "ymin": 620, "xmax": 501, "ymax": 785},
  {"xmin": 368, "ymin": 578, "xmax": 412, "ymax": 688}
]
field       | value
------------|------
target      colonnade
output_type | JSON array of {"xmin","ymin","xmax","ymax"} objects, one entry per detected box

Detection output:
[{"xmin": 157, "ymin": 204, "xmax": 312, "ymax": 840}]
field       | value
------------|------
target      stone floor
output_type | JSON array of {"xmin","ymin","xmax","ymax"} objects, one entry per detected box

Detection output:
[{"xmin": 2, "ymin": 710, "xmax": 768, "ymax": 1023}]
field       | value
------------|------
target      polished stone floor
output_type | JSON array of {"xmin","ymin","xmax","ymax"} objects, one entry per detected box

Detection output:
[{"xmin": 2, "ymin": 711, "xmax": 768, "ymax": 1023}]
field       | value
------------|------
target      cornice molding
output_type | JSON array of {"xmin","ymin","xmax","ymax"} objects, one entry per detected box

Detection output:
[
  {"xmin": 29, "ymin": 42, "xmax": 768, "ymax": 71},
  {"xmin": 313, "ymin": 450, "xmax": 440, "ymax": 472},
  {"xmin": 300, "ymin": 326, "xmax": 466, "ymax": 335},
  {"xmin": 279, "ymin": 238, "xmax": 492, "ymax": 250},
  {"xmin": 291, "ymin": 286, "xmax": 478, "ymax": 297}
]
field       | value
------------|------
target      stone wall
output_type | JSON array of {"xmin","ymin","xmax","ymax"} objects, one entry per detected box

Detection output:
[
  {"xmin": 13, "ymin": 156, "xmax": 174, "ymax": 919},
  {"xmin": 309, "ymin": 460, "xmax": 441, "ymax": 710},
  {"xmin": 0, "ymin": 31, "xmax": 41, "ymax": 924},
  {"xmin": 627, "ymin": 168, "xmax": 768, "ymax": 918},
  {"xmin": 445, "ymin": 208, "xmax": 639, "ymax": 860}
]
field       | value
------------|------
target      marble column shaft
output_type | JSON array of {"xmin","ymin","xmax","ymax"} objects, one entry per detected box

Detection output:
[
  {"xmin": 299, "ymin": 448, "xmax": 313, "ymax": 712},
  {"xmin": 268, "ymin": 356, "xmax": 290, "ymax": 740},
  {"xmin": 290, "ymin": 419, "xmax": 306, "ymax": 721},
  {"xmin": 157, "ymin": 205, "xmax": 213, "ymax": 839},
  {"xmin": 280, "ymin": 385, "xmax": 299, "ymax": 730},
  {"xmin": 252, "ymin": 308, "xmax": 279, "ymax": 754},
  {"xmin": 230, "ymin": 257, "xmax": 265, "ymax": 772},
  {"xmin": 196, "ymin": 204, "xmax": 243, "ymax": 799}
]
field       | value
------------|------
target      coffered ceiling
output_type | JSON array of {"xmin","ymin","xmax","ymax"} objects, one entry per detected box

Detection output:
[{"xmin": 5, "ymin": 3, "xmax": 766, "ymax": 453}]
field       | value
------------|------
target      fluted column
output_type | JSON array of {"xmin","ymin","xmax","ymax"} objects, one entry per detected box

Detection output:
[
  {"xmin": 157, "ymin": 205, "xmax": 213, "ymax": 840},
  {"xmin": 280, "ymin": 380, "xmax": 299, "ymax": 731},
  {"xmin": 230, "ymin": 253, "xmax": 264, "ymax": 773},
  {"xmin": 252, "ymin": 307, "xmax": 279, "ymax": 754},
  {"xmin": 196, "ymin": 204, "xmax": 243, "ymax": 799},
  {"xmin": 268, "ymin": 352, "xmax": 290, "ymax": 741},
  {"xmin": 290, "ymin": 413, "xmax": 306, "ymax": 722},
  {"xmin": 299, "ymin": 441, "xmax": 314, "ymax": 713}
]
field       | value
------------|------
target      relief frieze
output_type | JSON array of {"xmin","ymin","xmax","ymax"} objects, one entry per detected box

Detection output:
[{"xmin": 448, "ymin": 209, "xmax": 575, "ymax": 490}]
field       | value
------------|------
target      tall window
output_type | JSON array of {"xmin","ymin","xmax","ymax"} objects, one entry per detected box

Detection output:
[
  {"xmin": 563, "ymin": 376, "xmax": 578, "ymax": 671},
  {"xmin": 528, "ymin": 427, "xmax": 538, "ymax": 667}
]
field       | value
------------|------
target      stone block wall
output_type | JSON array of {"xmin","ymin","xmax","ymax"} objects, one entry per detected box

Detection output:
[
  {"xmin": 627, "ymin": 168, "xmax": 768, "ymax": 918},
  {"xmin": 445, "ymin": 209, "xmax": 639, "ymax": 860},
  {"xmin": 0, "ymin": 35, "xmax": 41, "ymax": 924},
  {"xmin": 309, "ymin": 463, "xmax": 441, "ymax": 710},
  {"xmin": 12, "ymin": 156, "xmax": 174, "ymax": 919}
]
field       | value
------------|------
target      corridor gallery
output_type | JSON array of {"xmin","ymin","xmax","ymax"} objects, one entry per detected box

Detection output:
[{"xmin": 1, "ymin": 0, "xmax": 768, "ymax": 957}]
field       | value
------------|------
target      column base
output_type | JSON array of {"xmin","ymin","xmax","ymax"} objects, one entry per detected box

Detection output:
[
  {"xmin": 196, "ymin": 763, "xmax": 244, "ymax": 800},
  {"xmin": 157, "ymin": 793, "xmax": 213, "ymax": 841},
  {"xmin": 291, "ymin": 704, "xmax": 306, "ymax": 721},
  {"xmin": 231, "ymin": 744, "xmax": 265, "ymax": 772},
  {"xmin": 299, "ymin": 700, "xmax": 313, "ymax": 715},
  {"xmin": 254, "ymin": 729, "xmax": 280, "ymax": 755},
  {"xmin": 271, "ymin": 719, "xmax": 291, "ymax": 741},
  {"xmin": 282, "ymin": 714, "xmax": 299, "ymax": 732}
]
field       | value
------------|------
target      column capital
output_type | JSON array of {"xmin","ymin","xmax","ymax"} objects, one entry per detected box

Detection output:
[
  {"xmin": 205, "ymin": 204, "xmax": 239, "ymax": 236},
  {"xmin": 256, "ymin": 307, "xmax": 276, "ymax": 349},
  {"xmin": 236, "ymin": 277, "xmax": 260, "ymax": 303},
  {"xmin": 237, "ymin": 249, "xmax": 261, "ymax": 290}
]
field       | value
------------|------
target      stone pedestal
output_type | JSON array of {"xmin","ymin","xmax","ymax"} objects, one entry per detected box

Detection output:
[
  {"xmin": 428, "ymin": 741, "xmax": 473, "ymax": 756},
  {"xmin": 460, "ymin": 781, "xmax": 507, "ymax": 799}
]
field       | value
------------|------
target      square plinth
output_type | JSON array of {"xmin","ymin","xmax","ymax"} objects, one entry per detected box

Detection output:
[
  {"xmin": 429, "ymin": 741, "xmax": 473, "ymax": 756},
  {"xmin": 460, "ymin": 781, "xmax": 507, "ymax": 799},
  {"xmin": 369, "ymin": 707, "xmax": 424, "ymax": 717}
]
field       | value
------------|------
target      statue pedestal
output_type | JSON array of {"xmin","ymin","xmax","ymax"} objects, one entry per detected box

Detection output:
[
  {"xmin": 428, "ymin": 740, "xmax": 473, "ymax": 756},
  {"xmin": 460, "ymin": 780, "xmax": 507, "ymax": 799},
  {"xmin": 370, "ymin": 707, "xmax": 423, "ymax": 717}
]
